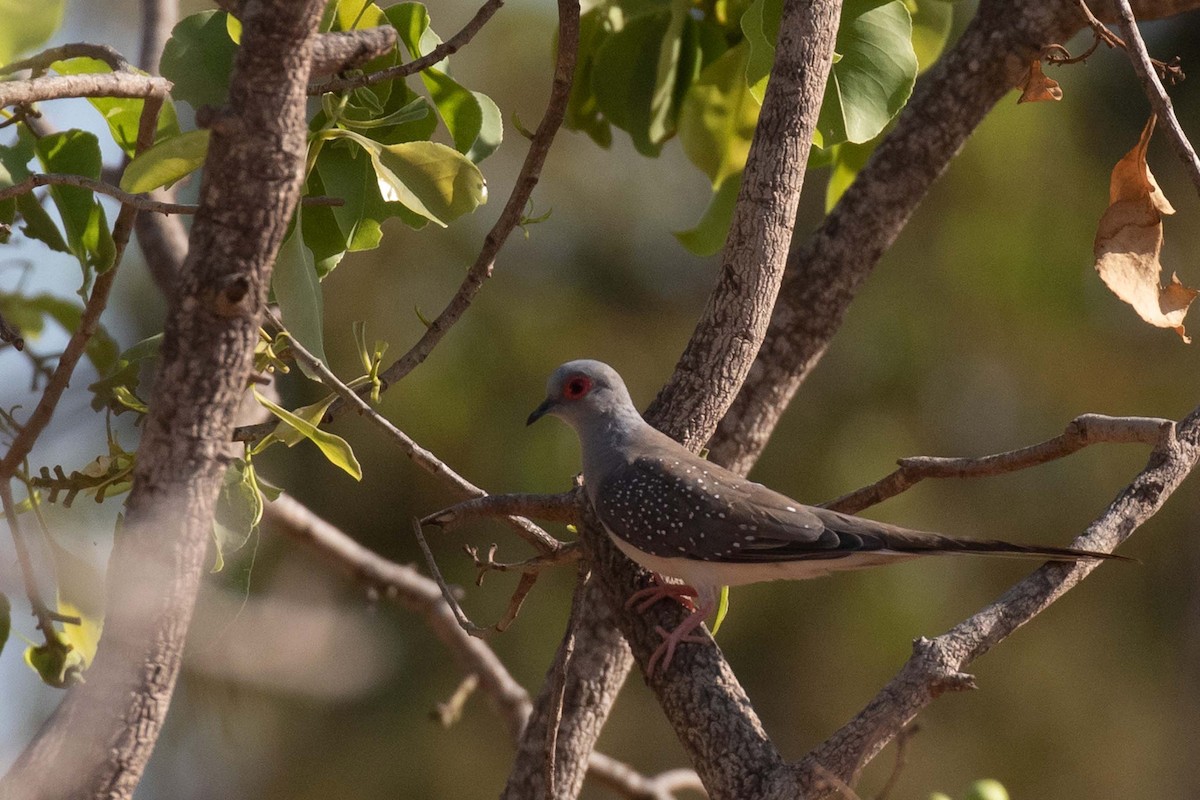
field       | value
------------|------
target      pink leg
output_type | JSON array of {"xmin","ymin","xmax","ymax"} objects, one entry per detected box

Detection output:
[
  {"xmin": 625, "ymin": 572, "xmax": 698, "ymax": 613},
  {"xmin": 646, "ymin": 597, "xmax": 716, "ymax": 677}
]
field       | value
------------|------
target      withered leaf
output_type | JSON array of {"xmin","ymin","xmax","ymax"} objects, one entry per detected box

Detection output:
[
  {"xmin": 1017, "ymin": 60, "xmax": 1063, "ymax": 104},
  {"xmin": 1094, "ymin": 115, "xmax": 1197, "ymax": 342}
]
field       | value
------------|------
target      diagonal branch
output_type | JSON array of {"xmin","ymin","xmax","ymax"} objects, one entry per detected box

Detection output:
[
  {"xmin": 266, "ymin": 309, "xmax": 563, "ymax": 555},
  {"xmin": 308, "ymin": 0, "xmax": 504, "ymax": 94},
  {"xmin": 1108, "ymin": 0, "xmax": 1200, "ymax": 198},
  {"xmin": 265, "ymin": 493, "xmax": 702, "ymax": 798},
  {"xmin": 791, "ymin": 403, "xmax": 1199, "ymax": 796},
  {"xmin": 825, "ymin": 413, "xmax": 1175, "ymax": 514}
]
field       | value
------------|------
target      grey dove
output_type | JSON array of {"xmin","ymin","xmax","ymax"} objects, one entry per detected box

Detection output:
[{"xmin": 527, "ymin": 359, "xmax": 1124, "ymax": 675}]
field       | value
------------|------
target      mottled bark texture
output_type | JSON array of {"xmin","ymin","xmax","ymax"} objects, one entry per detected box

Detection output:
[
  {"xmin": 0, "ymin": 2, "xmax": 326, "ymax": 798},
  {"xmin": 505, "ymin": 0, "xmax": 842, "ymax": 796}
]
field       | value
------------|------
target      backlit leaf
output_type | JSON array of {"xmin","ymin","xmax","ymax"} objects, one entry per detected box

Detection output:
[
  {"xmin": 120, "ymin": 129, "xmax": 210, "ymax": 194},
  {"xmin": 253, "ymin": 388, "xmax": 363, "ymax": 480},
  {"xmin": 52, "ymin": 57, "xmax": 181, "ymax": 156},
  {"xmin": 35, "ymin": 130, "xmax": 115, "ymax": 274},
  {"xmin": 272, "ymin": 212, "xmax": 328, "ymax": 378},
  {"xmin": 0, "ymin": 0, "xmax": 65, "ymax": 66},
  {"xmin": 161, "ymin": 11, "xmax": 239, "ymax": 111}
]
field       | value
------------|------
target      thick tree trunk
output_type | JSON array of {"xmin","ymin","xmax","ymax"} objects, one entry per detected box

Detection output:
[{"xmin": 0, "ymin": 2, "xmax": 325, "ymax": 797}]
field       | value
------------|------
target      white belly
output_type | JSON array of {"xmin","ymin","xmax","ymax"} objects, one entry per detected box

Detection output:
[{"xmin": 606, "ymin": 528, "xmax": 921, "ymax": 590}]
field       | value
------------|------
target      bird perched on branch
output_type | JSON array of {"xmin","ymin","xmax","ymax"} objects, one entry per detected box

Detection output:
[{"xmin": 527, "ymin": 359, "xmax": 1124, "ymax": 675}]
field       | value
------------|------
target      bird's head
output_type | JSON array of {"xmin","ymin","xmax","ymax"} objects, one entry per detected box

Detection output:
[{"xmin": 527, "ymin": 359, "xmax": 638, "ymax": 430}]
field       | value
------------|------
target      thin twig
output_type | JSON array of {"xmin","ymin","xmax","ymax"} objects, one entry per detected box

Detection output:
[
  {"xmin": 495, "ymin": 570, "xmax": 540, "ymax": 634},
  {"xmin": 411, "ymin": 517, "xmax": 487, "ymax": 637},
  {"xmin": 262, "ymin": 308, "xmax": 561, "ymax": 554},
  {"xmin": 545, "ymin": 567, "xmax": 587, "ymax": 798},
  {"xmin": 308, "ymin": 0, "xmax": 504, "ymax": 94},
  {"xmin": 464, "ymin": 542, "xmax": 580, "ymax": 583},
  {"xmin": 0, "ymin": 43, "xmax": 132, "ymax": 75},
  {"xmin": 1109, "ymin": 0, "xmax": 1200, "ymax": 198},
  {"xmin": 266, "ymin": 494, "xmax": 701, "ymax": 797},
  {"xmin": 873, "ymin": 725, "xmax": 918, "ymax": 800},
  {"xmin": 424, "ymin": 490, "xmax": 582, "ymax": 530},
  {"xmin": 0, "ymin": 173, "xmax": 194, "ymax": 214},
  {"xmin": 0, "ymin": 481, "xmax": 68, "ymax": 656},
  {"xmin": 303, "ymin": 0, "xmax": 577, "ymax": 428},
  {"xmin": 824, "ymin": 413, "xmax": 1175, "ymax": 514},
  {"xmin": 0, "ymin": 175, "xmax": 343, "ymax": 216},
  {"xmin": 432, "ymin": 673, "xmax": 479, "ymax": 728}
]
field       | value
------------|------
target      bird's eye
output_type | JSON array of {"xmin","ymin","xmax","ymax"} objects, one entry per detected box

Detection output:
[{"xmin": 563, "ymin": 376, "xmax": 592, "ymax": 400}]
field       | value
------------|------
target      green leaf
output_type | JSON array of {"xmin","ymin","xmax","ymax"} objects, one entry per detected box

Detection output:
[
  {"xmin": 51, "ymin": 57, "xmax": 182, "ymax": 156},
  {"xmin": 743, "ymin": 0, "xmax": 917, "ymax": 147},
  {"xmin": 330, "ymin": 0, "xmax": 399, "ymax": 105},
  {"xmin": 592, "ymin": 10, "xmax": 675, "ymax": 156},
  {"xmin": 120, "ymin": 129, "xmax": 210, "ymax": 193},
  {"xmin": 674, "ymin": 172, "xmax": 740, "ymax": 256},
  {"xmin": 160, "ymin": 11, "xmax": 239, "ymax": 111},
  {"xmin": 88, "ymin": 334, "xmax": 162, "ymax": 414},
  {"xmin": 906, "ymin": 0, "xmax": 954, "ymax": 73},
  {"xmin": 964, "ymin": 780, "xmax": 1010, "ymax": 800},
  {"xmin": 711, "ymin": 585, "xmax": 730, "ymax": 635},
  {"xmin": 253, "ymin": 388, "xmax": 363, "ymax": 480},
  {"xmin": 565, "ymin": 6, "xmax": 616, "ymax": 148},
  {"xmin": 47, "ymin": 535, "xmax": 105, "ymax": 672},
  {"xmin": 824, "ymin": 138, "xmax": 876, "ymax": 211},
  {"xmin": 25, "ymin": 643, "xmax": 81, "ymax": 687},
  {"xmin": 0, "ymin": 292, "xmax": 119, "ymax": 375},
  {"xmin": 679, "ymin": 41, "xmax": 757, "ymax": 187},
  {"xmin": 326, "ymin": 130, "xmax": 486, "ymax": 226},
  {"xmin": 272, "ymin": 211, "xmax": 328, "ymax": 379},
  {"xmin": 0, "ymin": 133, "xmax": 68, "ymax": 252},
  {"xmin": 817, "ymin": 0, "xmax": 917, "ymax": 145},
  {"xmin": 421, "ymin": 69, "xmax": 485, "ymax": 155},
  {"xmin": 388, "ymin": 2, "xmax": 439, "ymax": 66},
  {"xmin": 0, "ymin": 0, "xmax": 65, "ymax": 66},
  {"xmin": 34, "ymin": 130, "xmax": 115, "ymax": 274},
  {"xmin": 741, "ymin": 0, "xmax": 778, "ymax": 104},
  {"xmin": 212, "ymin": 458, "xmax": 264, "ymax": 573},
  {"xmin": 0, "ymin": 592, "xmax": 9, "ymax": 658},
  {"xmin": 303, "ymin": 142, "xmax": 382, "ymax": 274}
]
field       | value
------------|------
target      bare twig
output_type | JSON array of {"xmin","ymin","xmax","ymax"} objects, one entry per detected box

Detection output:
[
  {"xmin": 263, "ymin": 308, "xmax": 562, "ymax": 555},
  {"xmin": 824, "ymin": 413, "xmax": 1176, "ymax": 514},
  {"xmin": 309, "ymin": 0, "xmax": 504, "ymax": 94},
  {"xmin": 432, "ymin": 673, "xmax": 479, "ymax": 728},
  {"xmin": 873, "ymin": 725, "xmax": 918, "ymax": 800},
  {"xmin": 318, "ymin": 0, "xmax": 576, "ymax": 417},
  {"xmin": 1109, "ymin": 0, "xmax": 1200, "ymax": 197},
  {"xmin": 464, "ymin": 542, "xmax": 580, "ymax": 583},
  {"xmin": 0, "ymin": 43, "xmax": 132, "ymax": 75},
  {"xmin": 266, "ymin": 494, "xmax": 701, "ymax": 797},
  {"xmin": 423, "ymin": 490, "xmax": 582, "ymax": 530},
  {"xmin": 0, "ymin": 173, "xmax": 195, "ymax": 214},
  {"xmin": 0, "ymin": 71, "xmax": 171, "ymax": 108},
  {"xmin": 793, "ymin": 404, "xmax": 1200, "ymax": 796},
  {"xmin": 495, "ymin": 570, "xmax": 540, "ymax": 634},
  {"xmin": 0, "ymin": 481, "xmax": 68, "ymax": 657},
  {"xmin": 545, "ymin": 569, "xmax": 586, "ymax": 798},
  {"xmin": 412, "ymin": 517, "xmax": 486, "ymax": 637}
]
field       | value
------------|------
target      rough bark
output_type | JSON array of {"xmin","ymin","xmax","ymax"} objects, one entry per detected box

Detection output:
[{"xmin": 0, "ymin": 2, "xmax": 325, "ymax": 798}]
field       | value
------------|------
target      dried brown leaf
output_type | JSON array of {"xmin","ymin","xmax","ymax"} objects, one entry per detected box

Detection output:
[
  {"xmin": 1017, "ymin": 60, "xmax": 1063, "ymax": 104},
  {"xmin": 1094, "ymin": 116, "xmax": 1197, "ymax": 342}
]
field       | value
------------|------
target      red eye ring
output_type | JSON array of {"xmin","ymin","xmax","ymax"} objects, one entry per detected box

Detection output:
[{"xmin": 563, "ymin": 375, "xmax": 592, "ymax": 400}]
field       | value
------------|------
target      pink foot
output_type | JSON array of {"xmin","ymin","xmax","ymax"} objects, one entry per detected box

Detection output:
[
  {"xmin": 625, "ymin": 572, "xmax": 698, "ymax": 613},
  {"xmin": 646, "ymin": 606, "xmax": 711, "ymax": 677}
]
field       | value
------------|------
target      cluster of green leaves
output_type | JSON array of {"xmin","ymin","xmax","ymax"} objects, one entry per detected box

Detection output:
[
  {"xmin": 0, "ymin": 0, "xmax": 497, "ymax": 684},
  {"xmin": 930, "ymin": 778, "xmax": 1010, "ymax": 800},
  {"xmin": 566, "ymin": 0, "xmax": 956, "ymax": 255}
]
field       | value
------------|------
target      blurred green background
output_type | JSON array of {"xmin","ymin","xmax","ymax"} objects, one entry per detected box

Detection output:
[{"xmin": 2, "ymin": 1, "xmax": 1200, "ymax": 798}]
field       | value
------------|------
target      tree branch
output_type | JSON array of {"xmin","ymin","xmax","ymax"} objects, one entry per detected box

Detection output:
[
  {"xmin": 266, "ymin": 309, "xmax": 564, "ymax": 555},
  {"xmin": 308, "ymin": 0, "xmax": 504, "ymax": 94},
  {"xmin": 1109, "ymin": 0, "xmax": 1200, "ymax": 197},
  {"xmin": 265, "ymin": 494, "xmax": 701, "ymax": 798},
  {"xmin": 0, "ymin": 71, "xmax": 171, "ymax": 107},
  {"xmin": 309, "ymin": 27, "xmax": 399, "ymax": 79},
  {"xmin": 791, "ymin": 404, "xmax": 1200, "ymax": 796},
  {"xmin": 825, "ymin": 413, "xmax": 1175, "ymax": 514},
  {"xmin": 306, "ymin": 0, "xmax": 576, "ymax": 430}
]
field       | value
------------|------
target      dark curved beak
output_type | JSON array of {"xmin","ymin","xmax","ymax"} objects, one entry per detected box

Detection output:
[{"xmin": 527, "ymin": 398, "xmax": 555, "ymax": 426}]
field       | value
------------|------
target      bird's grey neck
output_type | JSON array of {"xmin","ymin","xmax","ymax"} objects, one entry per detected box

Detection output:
[{"xmin": 577, "ymin": 408, "xmax": 649, "ymax": 500}]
